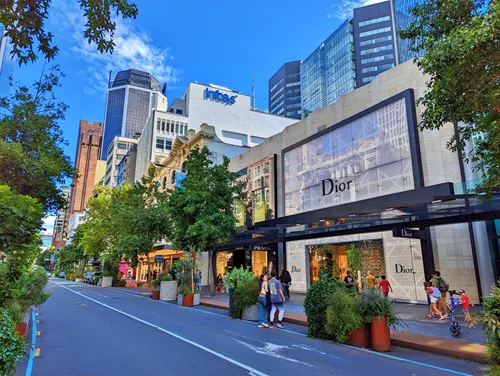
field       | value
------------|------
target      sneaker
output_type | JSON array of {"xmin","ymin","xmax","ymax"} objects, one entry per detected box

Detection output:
[
  {"xmin": 276, "ymin": 322, "xmax": 284, "ymax": 329},
  {"xmin": 257, "ymin": 324, "xmax": 265, "ymax": 328},
  {"xmin": 261, "ymin": 323, "xmax": 269, "ymax": 328},
  {"xmin": 444, "ymin": 314, "xmax": 450, "ymax": 319},
  {"xmin": 269, "ymin": 324, "xmax": 274, "ymax": 329}
]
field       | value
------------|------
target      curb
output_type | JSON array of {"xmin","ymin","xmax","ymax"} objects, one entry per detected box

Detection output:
[
  {"xmin": 199, "ymin": 299, "xmax": 487, "ymax": 364},
  {"xmin": 103, "ymin": 287, "xmax": 152, "ymax": 298}
]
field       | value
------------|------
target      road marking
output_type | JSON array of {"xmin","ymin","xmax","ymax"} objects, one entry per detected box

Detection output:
[
  {"xmin": 34, "ymin": 348, "xmax": 40, "ymax": 357},
  {"xmin": 53, "ymin": 282, "xmax": 269, "ymax": 376},
  {"xmin": 25, "ymin": 307, "xmax": 37, "ymax": 376},
  {"xmin": 69, "ymin": 284, "xmax": 473, "ymax": 376}
]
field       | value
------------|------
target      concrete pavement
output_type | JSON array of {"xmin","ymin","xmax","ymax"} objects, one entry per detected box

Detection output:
[{"xmin": 23, "ymin": 278, "xmax": 487, "ymax": 376}]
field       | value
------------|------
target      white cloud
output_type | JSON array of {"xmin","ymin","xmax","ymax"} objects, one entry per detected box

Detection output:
[
  {"xmin": 41, "ymin": 215, "xmax": 56, "ymax": 235},
  {"xmin": 327, "ymin": 0, "xmax": 387, "ymax": 20},
  {"xmin": 50, "ymin": 0, "xmax": 182, "ymax": 95}
]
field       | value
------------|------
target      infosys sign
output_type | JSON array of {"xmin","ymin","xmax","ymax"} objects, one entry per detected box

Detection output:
[{"xmin": 204, "ymin": 88, "xmax": 237, "ymax": 105}]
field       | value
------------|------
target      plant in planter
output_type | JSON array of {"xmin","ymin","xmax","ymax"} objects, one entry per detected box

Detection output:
[
  {"xmin": 0, "ymin": 311, "xmax": 25, "ymax": 376},
  {"xmin": 223, "ymin": 267, "xmax": 256, "ymax": 318},
  {"xmin": 159, "ymin": 273, "xmax": 177, "ymax": 301},
  {"xmin": 232, "ymin": 278, "xmax": 259, "ymax": 319},
  {"xmin": 181, "ymin": 286, "xmax": 194, "ymax": 307},
  {"xmin": 6, "ymin": 301, "xmax": 27, "ymax": 337},
  {"xmin": 325, "ymin": 290, "xmax": 364, "ymax": 344},
  {"xmin": 150, "ymin": 279, "xmax": 160, "ymax": 300}
]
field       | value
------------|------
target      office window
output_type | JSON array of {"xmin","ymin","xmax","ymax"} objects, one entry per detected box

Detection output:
[
  {"xmin": 270, "ymin": 78, "xmax": 284, "ymax": 92},
  {"xmin": 362, "ymin": 63, "xmax": 394, "ymax": 74},
  {"xmin": 360, "ymin": 44, "xmax": 393, "ymax": 55},
  {"xmin": 156, "ymin": 138, "xmax": 165, "ymax": 150},
  {"xmin": 359, "ymin": 27, "xmax": 391, "ymax": 38},
  {"xmin": 165, "ymin": 140, "xmax": 172, "ymax": 150},
  {"xmin": 359, "ymin": 16, "xmax": 390, "ymax": 27},
  {"xmin": 270, "ymin": 86, "xmax": 284, "ymax": 101},
  {"xmin": 362, "ymin": 76, "xmax": 375, "ymax": 83},
  {"xmin": 176, "ymin": 109, "xmax": 183, "ymax": 115},
  {"xmin": 360, "ymin": 35, "xmax": 392, "ymax": 46},
  {"xmin": 286, "ymin": 103, "xmax": 301, "ymax": 109},
  {"xmin": 117, "ymin": 143, "xmax": 127, "ymax": 150},
  {"xmin": 276, "ymin": 108, "xmax": 284, "ymax": 115},
  {"xmin": 286, "ymin": 88, "xmax": 300, "ymax": 95},
  {"xmin": 184, "ymin": 125, "xmax": 188, "ymax": 134},
  {"xmin": 157, "ymin": 120, "xmax": 161, "ymax": 131},
  {"xmin": 286, "ymin": 73, "xmax": 300, "ymax": 80},
  {"xmin": 271, "ymin": 94, "xmax": 284, "ymax": 108},
  {"xmin": 161, "ymin": 120, "xmax": 166, "ymax": 131},
  {"xmin": 361, "ymin": 54, "xmax": 394, "ymax": 64},
  {"xmin": 285, "ymin": 81, "xmax": 300, "ymax": 88}
]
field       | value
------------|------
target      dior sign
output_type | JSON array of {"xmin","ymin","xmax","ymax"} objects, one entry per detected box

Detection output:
[
  {"xmin": 321, "ymin": 179, "xmax": 353, "ymax": 196},
  {"xmin": 395, "ymin": 263, "xmax": 415, "ymax": 274}
]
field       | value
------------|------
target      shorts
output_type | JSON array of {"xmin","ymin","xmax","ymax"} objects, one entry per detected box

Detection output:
[
  {"xmin": 430, "ymin": 296, "xmax": 439, "ymax": 304},
  {"xmin": 463, "ymin": 308, "xmax": 470, "ymax": 313},
  {"xmin": 383, "ymin": 291, "xmax": 389, "ymax": 297}
]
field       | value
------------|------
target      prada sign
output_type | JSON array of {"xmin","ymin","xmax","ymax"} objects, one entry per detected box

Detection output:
[{"xmin": 321, "ymin": 179, "xmax": 353, "ymax": 196}]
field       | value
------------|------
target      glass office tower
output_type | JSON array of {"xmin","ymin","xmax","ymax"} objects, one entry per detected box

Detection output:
[
  {"xmin": 0, "ymin": 24, "xmax": 15, "ymax": 99},
  {"xmin": 391, "ymin": 0, "xmax": 422, "ymax": 63},
  {"xmin": 101, "ymin": 69, "xmax": 161, "ymax": 160}
]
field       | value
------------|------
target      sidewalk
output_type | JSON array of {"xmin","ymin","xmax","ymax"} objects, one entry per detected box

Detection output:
[{"xmin": 199, "ymin": 290, "xmax": 488, "ymax": 364}]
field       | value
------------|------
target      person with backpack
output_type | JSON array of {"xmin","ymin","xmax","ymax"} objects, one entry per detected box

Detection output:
[
  {"xmin": 424, "ymin": 282, "xmax": 445, "ymax": 320},
  {"xmin": 431, "ymin": 271, "xmax": 450, "ymax": 318}
]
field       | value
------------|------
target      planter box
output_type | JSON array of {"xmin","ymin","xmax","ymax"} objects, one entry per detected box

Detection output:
[
  {"xmin": 371, "ymin": 317, "xmax": 390, "ymax": 352},
  {"xmin": 193, "ymin": 293, "xmax": 200, "ymax": 306},
  {"xmin": 183, "ymin": 293, "xmax": 194, "ymax": 307},
  {"xmin": 101, "ymin": 276, "xmax": 113, "ymax": 288},
  {"xmin": 152, "ymin": 290, "xmax": 160, "ymax": 300},
  {"xmin": 346, "ymin": 325, "xmax": 371, "ymax": 348},
  {"xmin": 15, "ymin": 322, "xmax": 27, "ymax": 337},
  {"xmin": 160, "ymin": 281, "xmax": 178, "ymax": 301},
  {"xmin": 75, "ymin": 278, "xmax": 83, "ymax": 283},
  {"xmin": 177, "ymin": 294, "xmax": 184, "ymax": 305},
  {"xmin": 242, "ymin": 305, "xmax": 259, "ymax": 321},
  {"xmin": 97, "ymin": 278, "xmax": 102, "ymax": 286}
]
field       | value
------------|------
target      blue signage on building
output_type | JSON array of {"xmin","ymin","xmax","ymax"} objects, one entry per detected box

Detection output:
[{"xmin": 204, "ymin": 88, "xmax": 237, "ymax": 105}]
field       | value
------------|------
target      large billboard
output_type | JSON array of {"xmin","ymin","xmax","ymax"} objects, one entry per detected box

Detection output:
[
  {"xmin": 284, "ymin": 98, "xmax": 415, "ymax": 215},
  {"xmin": 233, "ymin": 155, "xmax": 276, "ymax": 226}
]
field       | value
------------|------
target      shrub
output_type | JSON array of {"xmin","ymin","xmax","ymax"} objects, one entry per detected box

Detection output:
[
  {"xmin": 159, "ymin": 273, "xmax": 173, "ymax": 282},
  {"xmin": 325, "ymin": 290, "xmax": 363, "ymax": 343},
  {"xmin": 304, "ymin": 274, "xmax": 345, "ymax": 339},
  {"xmin": 150, "ymin": 280, "xmax": 160, "ymax": 291},
  {"xmin": 356, "ymin": 289, "xmax": 404, "ymax": 329},
  {"xmin": 5, "ymin": 301, "xmax": 25, "ymax": 324},
  {"xmin": 180, "ymin": 285, "xmax": 193, "ymax": 295},
  {"xmin": 483, "ymin": 283, "xmax": 500, "ymax": 375},
  {"xmin": 231, "ymin": 278, "xmax": 258, "ymax": 319},
  {"xmin": 0, "ymin": 311, "xmax": 25, "ymax": 375},
  {"xmin": 223, "ymin": 266, "xmax": 255, "ymax": 290}
]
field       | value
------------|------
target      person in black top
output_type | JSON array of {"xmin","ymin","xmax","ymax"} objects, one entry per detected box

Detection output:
[
  {"xmin": 280, "ymin": 269, "xmax": 292, "ymax": 299},
  {"xmin": 344, "ymin": 271, "xmax": 354, "ymax": 288}
]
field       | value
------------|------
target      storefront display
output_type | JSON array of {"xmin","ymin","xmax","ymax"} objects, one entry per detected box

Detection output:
[{"xmin": 215, "ymin": 245, "xmax": 278, "ymax": 278}]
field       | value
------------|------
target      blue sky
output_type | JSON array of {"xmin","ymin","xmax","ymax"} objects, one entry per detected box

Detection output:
[{"xmin": 17, "ymin": 0, "xmax": 382, "ymax": 162}]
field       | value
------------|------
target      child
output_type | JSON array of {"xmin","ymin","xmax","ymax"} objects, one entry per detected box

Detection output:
[
  {"xmin": 379, "ymin": 275, "xmax": 393, "ymax": 299},
  {"xmin": 459, "ymin": 289, "xmax": 473, "ymax": 320},
  {"xmin": 424, "ymin": 282, "xmax": 445, "ymax": 320}
]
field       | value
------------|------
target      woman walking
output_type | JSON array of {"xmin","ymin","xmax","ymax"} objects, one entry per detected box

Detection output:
[
  {"xmin": 257, "ymin": 274, "xmax": 269, "ymax": 328},
  {"xmin": 424, "ymin": 282, "xmax": 444, "ymax": 320}
]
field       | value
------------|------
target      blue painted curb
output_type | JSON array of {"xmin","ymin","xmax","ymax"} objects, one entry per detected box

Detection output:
[{"xmin": 25, "ymin": 306, "xmax": 36, "ymax": 376}]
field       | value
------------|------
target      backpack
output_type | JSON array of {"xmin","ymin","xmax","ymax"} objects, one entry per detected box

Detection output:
[
  {"xmin": 438, "ymin": 278, "xmax": 449, "ymax": 293},
  {"xmin": 431, "ymin": 286, "xmax": 442, "ymax": 298}
]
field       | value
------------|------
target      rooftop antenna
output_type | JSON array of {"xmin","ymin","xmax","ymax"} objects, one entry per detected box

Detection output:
[
  {"xmin": 251, "ymin": 69, "xmax": 255, "ymax": 110},
  {"xmin": 108, "ymin": 70, "xmax": 113, "ymax": 88}
]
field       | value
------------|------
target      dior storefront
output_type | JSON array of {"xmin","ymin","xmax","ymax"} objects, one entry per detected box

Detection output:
[{"xmin": 281, "ymin": 91, "xmax": 432, "ymax": 303}]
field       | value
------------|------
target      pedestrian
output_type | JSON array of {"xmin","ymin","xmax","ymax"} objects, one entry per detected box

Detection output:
[
  {"xmin": 344, "ymin": 271, "xmax": 354, "ymax": 289},
  {"xmin": 366, "ymin": 271, "xmax": 376, "ymax": 289},
  {"xmin": 379, "ymin": 275, "xmax": 393, "ymax": 299},
  {"xmin": 257, "ymin": 274, "xmax": 269, "ymax": 328},
  {"xmin": 152, "ymin": 270, "xmax": 158, "ymax": 280},
  {"xmin": 216, "ymin": 273, "xmax": 223, "ymax": 294},
  {"xmin": 280, "ymin": 269, "xmax": 292, "ymax": 299},
  {"xmin": 424, "ymin": 282, "xmax": 445, "ymax": 320},
  {"xmin": 459, "ymin": 289, "xmax": 473, "ymax": 321},
  {"xmin": 268, "ymin": 270, "xmax": 285, "ymax": 328},
  {"xmin": 431, "ymin": 271, "xmax": 450, "ymax": 318},
  {"xmin": 195, "ymin": 269, "xmax": 202, "ymax": 291}
]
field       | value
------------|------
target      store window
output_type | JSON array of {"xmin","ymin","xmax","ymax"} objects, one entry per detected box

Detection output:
[
  {"xmin": 252, "ymin": 251, "xmax": 268, "ymax": 277},
  {"xmin": 216, "ymin": 252, "xmax": 233, "ymax": 277}
]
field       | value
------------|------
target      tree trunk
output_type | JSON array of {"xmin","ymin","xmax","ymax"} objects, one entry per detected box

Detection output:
[
  {"xmin": 191, "ymin": 250, "xmax": 196, "ymax": 292},
  {"xmin": 209, "ymin": 250, "xmax": 217, "ymax": 296}
]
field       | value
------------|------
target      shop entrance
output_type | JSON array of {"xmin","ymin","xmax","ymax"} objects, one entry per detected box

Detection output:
[{"xmin": 216, "ymin": 247, "xmax": 278, "ymax": 278}]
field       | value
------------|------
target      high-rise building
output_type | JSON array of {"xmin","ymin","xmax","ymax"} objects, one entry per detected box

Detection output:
[
  {"xmin": 68, "ymin": 120, "xmax": 103, "ymax": 217},
  {"xmin": 101, "ymin": 69, "xmax": 166, "ymax": 160},
  {"xmin": 353, "ymin": 1, "xmax": 397, "ymax": 87},
  {"xmin": 300, "ymin": 20, "xmax": 356, "ymax": 115},
  {"xmin": 51, "ymin": 186, "xmax": 71, "ymax": 250},
  {"xmin": 268, "ymin": 61, "xmax": 302, "ymax": 119},
  {"xmin": 0, "ymin": 24, "xmax": 15, "ymax": 98},
  {"xmin": 390, "ymin": 0, "xmax": 422, "ymax": 63},
  {"xmin": 104, "ymin": 136, "xmax": 138, "ymax": 187}
]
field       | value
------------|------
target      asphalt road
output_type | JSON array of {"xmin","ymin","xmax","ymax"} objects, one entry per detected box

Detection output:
[{"xmin": 26, "ymin": 279, "xmax": 486, "ymax": 376}]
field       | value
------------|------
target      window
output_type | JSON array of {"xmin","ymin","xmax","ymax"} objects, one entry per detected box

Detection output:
[
  {"xmin": 287, "ymin": 95, "xmax": 301, "ymax": 101},
  {"xmin": 161, "ymin": 120, "xmax": 165, "ymax": 132},
  {"xmin": 286, "ymin": 103, "xmax": 301, "ymax": 109},
  {"xmin": 359, "ymin": 27, "xmax": 391, "ymax": 38},
  {"xmin": 156, "ymin": 138, "xmax": 165, "ymax": 150},
  {"xmin": 162, "ymin": 177, "xmax": 167, "ymax": 189},
  {"xmin": 285, "ymin": 81, "xmax": 300, "ymax": 88},
  {"xmin": 286, "ymin": 88, "xmax": 300, "ymax": 95},
  {"xmin": 270, "ymin": 94, "xmax": 284, "ymax": 109},
  {"xmin": 175, "ymin": 122, "xmax": 179, "ymax": 133},
  {"xmin": 184, "ymin": 125, "xmax": 188, "ymax": 134},
  {"xmin": 270, "ymin": 78, "xmax": 284, "ymax": 92},
  {"xmin": 165, "ymin": 120, "xmax": 169, "ymax": 132},
  {"xmin": 165, "ymin": 140, "xmax": 172, "ymax": 150},
  {"xmin": 362, "ymin": 76, "xmax": 375, "ymax": 83},
  {"xmin": 270, "ymin": 86, "xmax": 284, "ymax": 101},
  {"xmin": 359, "ymin": 16, "xmax": 390, "ymax": 27},
  {"xmin": 360, "ymin": 35, "xmax": 392, "ymax": 46},
  {"xmin": 176, "ymin": 109, "xmax": 183, "ymax": 115},
  {"xmin": 360, "ymin": 44, "xmax": 393, "ymax": 55},
  {"xmin": 361, "ymin": 54, "xmax": 394, "ymax": 64},
  {"xmin": 276, "ymin": 108, "xmax": 284, "ymax": 115},
  {"xmin": 117, "ymin": 143, "xmax": 127, "ymax": 150},
  {"xmin": 157, "ymin": 120, "xmax": 161, "ymax": 131},
  {"xmin": 362, "ymin": 63, "xmax": 394, "ymax": 73},
  {"xmin": 270, "ymin": 100, "xmax": 284, "ymax": 113}
]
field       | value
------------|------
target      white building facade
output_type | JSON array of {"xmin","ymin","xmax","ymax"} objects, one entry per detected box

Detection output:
[{"xmin": 105, "ymin": 136, "xmax": 138, "ymax": 187}]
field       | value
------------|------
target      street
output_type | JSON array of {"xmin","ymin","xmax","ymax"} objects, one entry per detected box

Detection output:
[{"xmin": 24, "ymin": 279, "xmax": 485, "ymax": 376}]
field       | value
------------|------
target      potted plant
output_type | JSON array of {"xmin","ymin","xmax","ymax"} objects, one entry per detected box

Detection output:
[
  {"xmin": 6, "ymin": 301, "xmax": 27, "ymax": 337},
  {"xmin": 182, "ymin": 286, "xmax": 194, "ymax": 307},
  {"xmin": 223, "ymin": 267, "xmax": 256, "ymax": 318},
  {"xmin": 325, "ymin": 290, "xmax": 366, "ymax": 346},
  {"xmin": 75, "ymin": 267, "xmax": 85, "ymax": 283},
  {"xmin": 232, "ymin": 278, "xmax": 259, "ymax": 320},
  {"xmin": 150, "ymin": 279, "xmax": 160, "ymax": 300},
  {"xmin": 177, "ymin": 288, "xmax": 184, "ymax": 305},
  {"xmin": 159, "ymin": 273, "xmax": 177, "ymax": 301}
]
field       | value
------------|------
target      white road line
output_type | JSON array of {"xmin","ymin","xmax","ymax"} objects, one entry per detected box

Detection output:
[{"xmin": 51, "ymin": 282, "xmax": 268, "ymax": 376}]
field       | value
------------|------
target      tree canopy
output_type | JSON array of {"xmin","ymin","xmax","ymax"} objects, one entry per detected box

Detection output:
[
  {"xmin": 401, "ymin": 0, "xmax": 499, "ymax": 196},
  {"xmin": 0, "ymin": 0, "xmax": 139, "ymax": 64},
  {"xmin": 0, "ymin": 65, "xmax": 73, "ymax": 212}
]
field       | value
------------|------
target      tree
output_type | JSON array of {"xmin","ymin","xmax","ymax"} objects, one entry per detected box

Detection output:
[
  {"xmin": 167, "ymin": 147, "xmax": 241, "ymax": 295},
  {"xmin": 0, "ymin": 66, "xmax": 74, "ymax": 212},
  {"xmin": 0, "ymin": 0, "xmax": 138, "ymax": 64},
  {"xmin": 401, "ymin": 0, "xmax": 500, "ymax": 197},
  {"xmin": 110, "ymin": 167, "xmax": 171, "ymax": 282},
  {"xmin": 0, "ymin": 184, "xmax": 43, "ymax": 261},
  {"xmin": 55, "ymin": 227, "xmax": 86, "ymax": 272}
]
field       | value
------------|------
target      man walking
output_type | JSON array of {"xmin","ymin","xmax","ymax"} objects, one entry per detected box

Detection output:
[
  {"xmin": 344, "ymin": 271, "xmax": 354, "ymax": 289},
  {"xmin": 431, "ymin": 271, "xmax": 450, "ymax": 318},
  {"xmin": 268, "ymin": 270, "xmax": 285, "ymax": 329}
]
